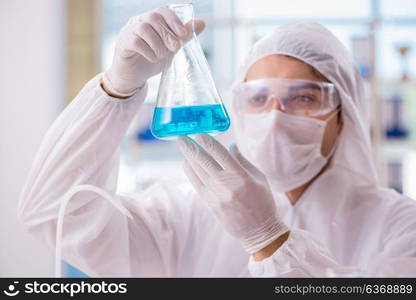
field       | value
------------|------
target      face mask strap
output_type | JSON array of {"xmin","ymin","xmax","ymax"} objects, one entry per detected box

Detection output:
[
  {"xmin": 322, "ymin": 105, "xmax": 343, "ymax": 160},
  {"xmin": 323, "ymin": 105, "xmax": 342, "ymax": 122}
]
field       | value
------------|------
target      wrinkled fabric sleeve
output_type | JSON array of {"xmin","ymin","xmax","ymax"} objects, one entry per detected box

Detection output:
[
  {"xmin": 367, "ymin": 196, "xmax": 416, "ymax": 277},
  {"xmin": 248, "ymin": 229, "xmax": 338, "ymax": 277},
  {"xmin": 17, "ymin": 74, "xmax": 185, "ymax": 277},
  {"xmin": 249, "ymin": 200, "xmax": 416, "ymax": 278}
]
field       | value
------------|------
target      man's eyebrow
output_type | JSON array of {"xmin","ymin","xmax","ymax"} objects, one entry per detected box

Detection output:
[
  {"xmin": 247, "ymin": 87, "xmax": 269, "ymax": 94},
  {"xmin": 289, "ymin": 83, "xmax": 321, "ymax": 91}
]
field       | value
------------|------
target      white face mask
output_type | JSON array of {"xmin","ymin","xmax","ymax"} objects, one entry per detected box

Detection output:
[{"xmin": 234, "ymin": 110, "xmax": 338, "ymax": 192}]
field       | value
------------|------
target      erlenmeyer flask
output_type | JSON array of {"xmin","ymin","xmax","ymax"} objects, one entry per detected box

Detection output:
[{"xmin": 151, "ymin": 3, "xmax": 230, "ymax": 139}]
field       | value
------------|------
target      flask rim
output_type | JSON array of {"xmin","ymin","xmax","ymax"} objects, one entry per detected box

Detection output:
[{"xmin": 168, "ymin": 3, "xmax": 194, "ymax": 31}]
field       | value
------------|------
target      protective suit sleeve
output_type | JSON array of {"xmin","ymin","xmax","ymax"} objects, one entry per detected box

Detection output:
[
  {"xmin": 17, "ymin": 74, "xmax": 160, "ymax": 276},
  {"xmin": 248, "ymin": 229, "xmax": 338, "ymax": 277},
  {"xmin": 249, "ymin": 196, "xmax": 416, "ymax": 277},
  {"xmin": 367, "ymin": 195, "xmax": 416, "ymax": 277}
]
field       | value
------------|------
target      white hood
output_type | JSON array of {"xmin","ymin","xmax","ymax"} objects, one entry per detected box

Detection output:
[{"xmin": 231, "ymin": 22, "xmax": 378, "ymax": 186}]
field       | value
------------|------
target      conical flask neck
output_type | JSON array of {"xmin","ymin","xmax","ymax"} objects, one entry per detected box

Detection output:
[
  {"xmin": 169, "ymin": 3, "xmax": 194, "ymax": 26},
  {"xmin": 157, "ymin": 36, "xmax": 220, "ymax": 108},
  {"xmin": 151, "ymin": 3, "xmax": 230, "ymax": 139}
]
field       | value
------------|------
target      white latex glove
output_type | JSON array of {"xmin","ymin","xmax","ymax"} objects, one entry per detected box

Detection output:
[
  {"xmin": 177, "ymin": 134, "xmax": 289, "ymax": 254},
  {"xmin": 102, "ymin": 6, "xmax": 205, "ymax": 98}
]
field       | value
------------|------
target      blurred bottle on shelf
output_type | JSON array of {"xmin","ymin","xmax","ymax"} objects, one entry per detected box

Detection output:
[
  {"xmin": 398, "ymin": 46, "xmax": 416, "ymax": 141},
  {"xmin": 386, "ymin": 160, "xmax": 403, "ymax": 193},
  {"xmin": 351, "ymin": 36, "xmax": 373, "ymax": 80},
  {"xmin": 382, "ymin": 43, "xmax": 415, "ymax": 141},
  {"xmin": 396, "ymin": 44, "xmax": 412, "ymax": 82},
  {"xmin": 384, "ymin": 92, "xmax": 409, "ymax": 139}
]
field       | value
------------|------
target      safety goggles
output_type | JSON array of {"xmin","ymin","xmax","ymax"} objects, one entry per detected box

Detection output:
[{"xmin": 233, "ymin": 78, "xmax": 339, "ymax": 117}]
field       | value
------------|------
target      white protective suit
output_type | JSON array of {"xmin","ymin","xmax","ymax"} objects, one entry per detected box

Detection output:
[{"xmin": 18, "ymin": 22, "xmax": 416, "ymax": 277}]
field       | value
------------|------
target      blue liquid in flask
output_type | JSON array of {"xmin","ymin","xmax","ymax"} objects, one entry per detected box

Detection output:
[{"xmin": 151, "ymin": 104, "xmax": 230, "ymax": 139}]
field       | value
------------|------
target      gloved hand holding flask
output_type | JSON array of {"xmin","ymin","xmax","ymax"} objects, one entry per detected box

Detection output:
[
  {"xmin": 102, "ymin": 6, "xmax": 205, "ymax": 98},
  {"xmin": 178, "ymin": 134, "xmax": 290, "ymax": 255}
]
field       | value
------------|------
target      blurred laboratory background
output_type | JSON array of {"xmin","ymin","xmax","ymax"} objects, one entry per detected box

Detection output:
[{"xmin": 1, "ymin": 0, "xmax": 415, "ymax": 277}]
